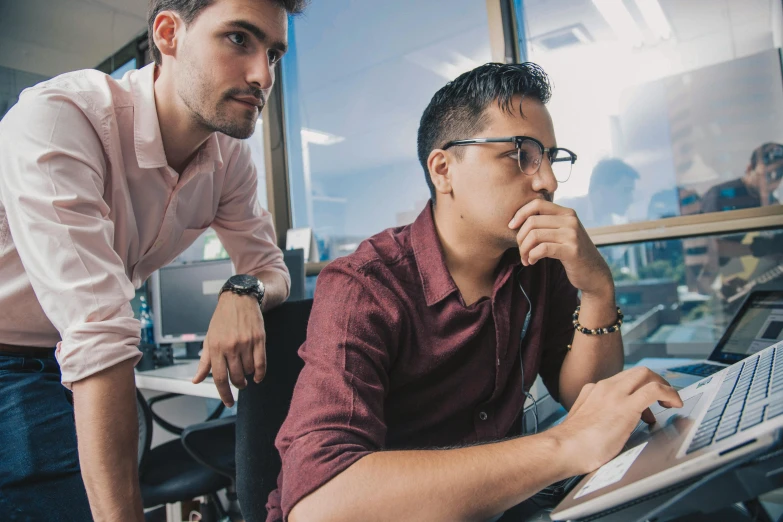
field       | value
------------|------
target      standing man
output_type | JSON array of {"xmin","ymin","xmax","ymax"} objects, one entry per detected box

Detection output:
[{"xmin": 0, "ymin": 0, "xmax": 307, "ymax": 520}]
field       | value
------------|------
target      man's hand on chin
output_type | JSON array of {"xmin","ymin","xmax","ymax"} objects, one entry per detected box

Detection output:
[
  {"xmin": 192, "ymin": 292, "xmax": 266, "ymax": 407},
  {"xmin": 508, "ymin": 198, "xmax": 613, "ymax": 295}
]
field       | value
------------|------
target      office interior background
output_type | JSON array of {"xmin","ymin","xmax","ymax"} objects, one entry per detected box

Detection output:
[
  {"xmin": 3, "ymin": 0, "xmax": 783, "ymax": 382},
  {"xmin": 2, "ymin": 0, "xmax": 783, "ymax": 463}
]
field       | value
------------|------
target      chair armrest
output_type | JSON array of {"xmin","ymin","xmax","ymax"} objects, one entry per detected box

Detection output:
[
  {"xmin": 181, "ymin": 416, "xmax": 237, "ymax": 481},
  {"xmin": 148, "ymin": 393, "xmax": 225, "ymax": 435}
]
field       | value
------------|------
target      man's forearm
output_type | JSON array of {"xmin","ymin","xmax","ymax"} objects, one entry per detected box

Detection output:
[
  {"xmin": 72, "ymin": 358, "xmax": 144, "ymax": 522},
  {"xmin": 255, "ymin": 269, "xmax": 288, "ymax": 311},
  {"xmin": 290, "ymin": 432, "xmax": 576, "ymax": 522},
  {"xmin": 558, "ymin": 289, "xmax": 624, "ymax": 410}
]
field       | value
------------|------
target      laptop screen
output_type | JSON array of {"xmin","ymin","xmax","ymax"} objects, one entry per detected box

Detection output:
[{"xmin": 711, "ymin": 290, "xmax": 783, "ymax": 364}]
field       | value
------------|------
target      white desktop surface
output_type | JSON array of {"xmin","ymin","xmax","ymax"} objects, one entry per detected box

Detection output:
[{"xmin": 135, "ymin": 360, "xmax": 237, "ymax": 401}]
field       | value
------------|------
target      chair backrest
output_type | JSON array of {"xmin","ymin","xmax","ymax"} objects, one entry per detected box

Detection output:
[
  {"xmin": 283, "ymin": 249, "xmax": 306, "ymax": 301},
  {"xmin": 236, "ymin": 299, "xmax": 313, "ymax": 522}
]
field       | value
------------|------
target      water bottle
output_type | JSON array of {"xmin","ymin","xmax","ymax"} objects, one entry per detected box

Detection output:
[{"xmin": 139, "ymin": 295, "xmax": 155, "ymax": 345}]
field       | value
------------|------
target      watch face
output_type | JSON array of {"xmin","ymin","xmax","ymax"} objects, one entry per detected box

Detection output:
[{"xmin": 229, "ymin": 274, "xmax": 258, "ymax": 290}]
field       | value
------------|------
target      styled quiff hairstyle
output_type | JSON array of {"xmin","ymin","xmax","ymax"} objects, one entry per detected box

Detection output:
[{"xmin": 147, "ymin": 0, "xmax": 308, "ymax": 65}]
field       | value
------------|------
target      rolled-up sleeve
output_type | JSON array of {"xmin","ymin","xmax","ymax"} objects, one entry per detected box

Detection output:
[
  {"xmin": 538, "ymin": 260, "xmax": 579, "ymax": 402},
  {"xmin": 212, "ymin": 143, "xmax": 290, "ymax": 295},
  {"xmin": 0, "ymin": 92, "xmax": 141, "ymax": 387},
  {"xmin": 266, "ymin": 260, "xmax": 401, "ymax": 521}
]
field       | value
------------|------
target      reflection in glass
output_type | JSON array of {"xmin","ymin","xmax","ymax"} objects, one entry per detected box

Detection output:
[
  {"xmin": 524, "ymin": 0, "xmax": 783, "ymax": 227},
  {"xmin": 559, "ymin": 158, "xmax": 639, "ymax": 227},
  {"xmin": 603, "ymin": 228, "xmax": 783, "ymax": 363},
  {"xmin": 699, "ymin": 142, "xmax": 782, "ymax": 213}
]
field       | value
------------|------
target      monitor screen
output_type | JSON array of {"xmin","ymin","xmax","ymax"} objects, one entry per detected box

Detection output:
[
  {"xmin": 151, "ymin": 259, "xmax": 234, "ymax": 343},
  {"xmin": 714, "ymin": 291, "xmax": 783, "ymax": 362}
]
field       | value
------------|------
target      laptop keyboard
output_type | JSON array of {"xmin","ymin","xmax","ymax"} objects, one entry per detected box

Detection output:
[
  {"xmin": 667, "ymin": 362, "xmax": 724, "ymax": 377},
  {"xmin": 686, "ymin": 345, "xmax": 783, "ymax": 454}
]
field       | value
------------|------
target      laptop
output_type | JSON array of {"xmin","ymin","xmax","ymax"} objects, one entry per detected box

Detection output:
[
  {"xmin": 551, "ymin": 338, "xmax": 783, "ymax": 521},
  {"xmin": 648, "ymin": 290, "xmax": 783, "ymax": 389}
]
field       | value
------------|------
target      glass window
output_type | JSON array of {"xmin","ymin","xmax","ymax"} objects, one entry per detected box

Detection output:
[
  {"xmin": 603, "ymin": 227, "xmax": 783, "ymax": 362},
  {"xmin": 0, "ymin": 65, "xmax": 48, "ymax": 118},
  {"xmin": 521, "ymin": 0, "xmax": 783, "ymax": 227},
  {"xmin": 109, "ymin": 58, "xmax": 136, "ymax": 79},
  {"xmin": 282, "ymin": 1, "xmax": 495, "ymax": 260}
]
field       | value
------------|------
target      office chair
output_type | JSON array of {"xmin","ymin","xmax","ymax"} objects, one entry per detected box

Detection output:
[
  {"xmin": 137, "ymin": 392, "xmax": 236, "ymax": 521},
  {"xmin": 283, "ymin": 248, "xmax": 307, "ymax": 301},
  {"xmin": 236, "ymin": 299, "xmax": 313, "ymax": 522}
]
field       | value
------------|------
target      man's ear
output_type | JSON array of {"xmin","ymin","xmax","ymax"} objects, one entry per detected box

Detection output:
[
  {"xmin": 153, "ymin": 10, "xmax": 184, "ymax": 61},
  {"xmin": 427, "ymin": 149, "xmax": 453, "ymax": 197}
]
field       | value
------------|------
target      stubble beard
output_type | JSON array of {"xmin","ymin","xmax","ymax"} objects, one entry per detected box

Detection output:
[{"xmin": 178, "ymin": 56, "xmax": 262, "ymax": 140}]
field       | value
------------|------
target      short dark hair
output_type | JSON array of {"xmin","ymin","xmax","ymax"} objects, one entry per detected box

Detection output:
[
  {"xmin": 147, "ymin": 0, "xmax": 308, "ymax": 65},
  {"xmin": 749, "ymin": 142, "xmax": 783, "ymax": 170},
  {"xmin": 416, "ymin": 62, "xmax": 553, "ymax": 201}
]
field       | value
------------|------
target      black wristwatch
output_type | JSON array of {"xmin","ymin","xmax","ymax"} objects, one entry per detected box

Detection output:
[{"xmin": 219, "ymin": 274, "xmax": 265, "ymax": 309}]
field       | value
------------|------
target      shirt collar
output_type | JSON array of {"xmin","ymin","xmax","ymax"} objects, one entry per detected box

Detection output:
[
  {"xmin": 131, "ymin": 64, "xmax": 167, "ymax": 169},
  {"xmin": 194, "ymin": 132, "xmax": 224, "ymax": 173},
  {"xmin": 410, "ymin": 202, "xmax": 459, "ymax": 307},
  {"xmin": 411, "ymin": 201, "xmax": 521, "ymax": 307},
  {"xmin": 130, "ymin": 64, "xmax": 225, "ymax": 172}
]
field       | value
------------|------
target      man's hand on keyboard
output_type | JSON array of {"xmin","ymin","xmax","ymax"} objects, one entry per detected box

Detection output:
[{"xmin": 550, "ymin": 366, "xmax": 683, "ymax": 476}]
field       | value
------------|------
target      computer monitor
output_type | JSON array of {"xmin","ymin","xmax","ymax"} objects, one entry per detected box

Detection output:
[
  {"xmin": 709, "ymin": 289, "xmax": 783, "ymax": 363},
  {"xmin": 150, "ymin": 259, "xmax": 235, "ymax": 344}
]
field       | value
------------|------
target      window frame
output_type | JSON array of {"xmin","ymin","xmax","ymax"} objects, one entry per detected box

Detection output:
[
  {"xmin": 128, "ymin": 1, "xmax": 783, "ymax": 272},
  {"xmin": 95, "ymin": 33, "xmax": 149, "ymax": 76}
]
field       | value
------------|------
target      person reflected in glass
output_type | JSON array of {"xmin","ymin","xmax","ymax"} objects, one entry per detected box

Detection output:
[
  {"xmin": 702, "ymin": 142, "xmax": 783, "ymax": 213},
  {"xmin": 558, "ymin": 158, "xmax": 640, "ymax": 228},
  {"xmin": 268, "ymin": 63, "xmax": 682, "ymax": 522}
]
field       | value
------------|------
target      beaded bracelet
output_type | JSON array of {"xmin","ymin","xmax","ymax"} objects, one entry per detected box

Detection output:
[{"xmin": 572, "ymin": 305, "xmax": 624, "ymax": 335}]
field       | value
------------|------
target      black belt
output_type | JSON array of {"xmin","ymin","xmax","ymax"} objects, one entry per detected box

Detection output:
[{"xmin": 0, "ymin": 343, "xmax": 56, "ymax": 358}]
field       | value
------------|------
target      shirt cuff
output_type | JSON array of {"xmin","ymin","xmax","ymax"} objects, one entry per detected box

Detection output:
[
  {"xmin": 250, "ymin": 265, "xmax": 292, "ymax": 301},
  {"xmin": 56, "ymin": 316, "xmax": 142, "ymax": 389},
  {"xmin": 277, "ymin": 430, "xmax": 374, "ymax": 520}
]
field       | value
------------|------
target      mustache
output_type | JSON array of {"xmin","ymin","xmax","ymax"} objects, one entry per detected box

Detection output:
[{"xmin": 223, "ymin": 87, "xmax": 267, "ymax": 108}]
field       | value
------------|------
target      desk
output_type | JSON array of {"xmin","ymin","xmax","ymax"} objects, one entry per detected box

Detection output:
[
  {"xmin": 631, "ymin": 357, "xmax": 699, "ymax": 372},
  {"xmin": 135, "ymin": 360, "xmax": 237, "ymax": 401}
]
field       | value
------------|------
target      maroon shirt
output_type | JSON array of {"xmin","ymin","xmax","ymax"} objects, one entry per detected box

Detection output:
[{"xmin": 266, "ymin": 204, "xmax": 578, "ymax": 521}]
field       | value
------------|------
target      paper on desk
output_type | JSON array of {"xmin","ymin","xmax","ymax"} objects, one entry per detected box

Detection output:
[{"xmin": 574, "ymin": 442, "xmax": 648, "ymax": 499}]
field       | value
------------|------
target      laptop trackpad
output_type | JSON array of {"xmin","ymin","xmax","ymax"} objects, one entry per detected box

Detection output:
[{"xmin": 625, "ymin": 393, "xmax": 702, "ymax": 449}]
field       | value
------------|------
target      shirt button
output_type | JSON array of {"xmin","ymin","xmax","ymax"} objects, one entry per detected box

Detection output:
[{"xmin": 479, "ymin": 411, "xmax": 488, "ymax": 421}]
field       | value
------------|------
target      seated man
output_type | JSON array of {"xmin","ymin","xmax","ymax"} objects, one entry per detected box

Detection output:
[
  {"xmin": 701, "ymin": 142, "xmax": 782, "ymax": 213},
  {"xmin": 266, "ymin": 63, "xmax": 682, "ymax": 522}
]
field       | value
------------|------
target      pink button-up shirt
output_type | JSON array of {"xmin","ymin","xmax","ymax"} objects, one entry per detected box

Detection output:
[{"xmin": 0, "ymin": 64, "xmax": 289, "ymax": 386}]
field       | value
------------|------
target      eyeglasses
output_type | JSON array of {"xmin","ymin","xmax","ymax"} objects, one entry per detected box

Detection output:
[{"xmin": 442, "ymin": 136, "xmax": 577, "ymax": 183}]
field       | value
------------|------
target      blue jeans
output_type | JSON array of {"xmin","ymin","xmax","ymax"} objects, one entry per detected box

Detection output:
[{"xmin": 0, "ymin": 351, "xmax": 93, "ymax": 521}]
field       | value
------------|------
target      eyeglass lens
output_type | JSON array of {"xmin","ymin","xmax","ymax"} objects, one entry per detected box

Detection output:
[{"xmin": 517, "ymin": 139, "xmax": 573, "ymax": 182}]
